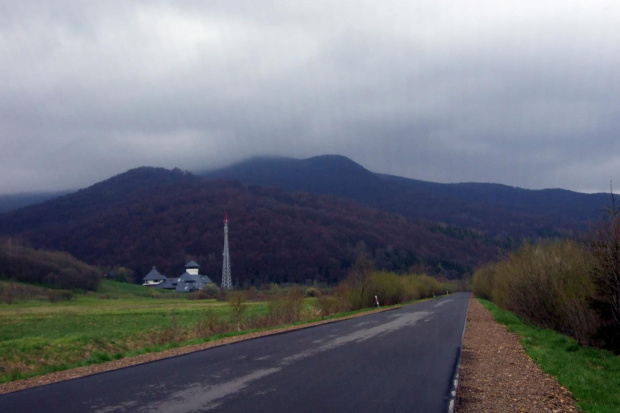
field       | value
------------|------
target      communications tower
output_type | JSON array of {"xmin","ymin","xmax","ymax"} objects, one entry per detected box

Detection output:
[{"xmin": 221, "ymin": 214, "xmax": 232, "ymax": 290}]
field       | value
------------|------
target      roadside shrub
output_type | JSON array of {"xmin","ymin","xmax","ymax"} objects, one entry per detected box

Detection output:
[
  {"xmin": 227, "ymin": 291, "xmax": 248, "ymax": 331},
  {"xmin": 367, "ymin": 272, "xmax": 401, "ymax": 306},
  {"xmin": 344, "ymin": 255, "xmax": 375, "ymax": 310},
  {"xmin": 405, "ymin": 274, "xmax": 445, "ymax": 299},
  {"xmin": 317, "ymin": 295, "xmax": 340, "ymax": 316},
  {"xmin": 440, "ymin": 282, "xmax": 457, "ymax": 295},
  {"xmin": 472, "ymin": 263, "xmax": 497, "ymax": 300},
  {"xmin": 332, "ymin": 283, "xmax": 352, "ymax": 313},
  {"xmin": 398, "ymin": 276, "xmax": 421, "ymax": 302},
  {"xmin": 196, "ymin": 308, "xmax": 231, "ymax": 337},
  {"xmin": 268, "ymin": 286, "xmax": 305, "ymax": 324},
  {"xmin": 586, "ymin": 205, "xmax": 620, "ymax": 351},
  {"xmin": 305, "ymin": 287, "xmax": 321, "ymax": 298},
  {"xmin": 486, "ymin": 240, "xmax": 598, "ymax": 346},
  {"xmin": 345, "ymin": 270, "xmax": 456, "ymax": 310}
]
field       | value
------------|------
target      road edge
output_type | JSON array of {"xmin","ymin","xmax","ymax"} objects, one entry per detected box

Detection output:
[{"xmin": 447, "ymin": 293, "xmax": 470, "ymax": 413}]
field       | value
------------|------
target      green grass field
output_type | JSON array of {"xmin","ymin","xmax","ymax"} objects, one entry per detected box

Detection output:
[
  {"xmin": 0, "ymin": 280, "xmax": 272, "ymax": 383},
  {"xmin": 0, "ymin": 278, "xmax": 435, "ymax": 385},
  {"xmin": 480, "ymin": 299, "xmax": 620, "ymax": 413}
]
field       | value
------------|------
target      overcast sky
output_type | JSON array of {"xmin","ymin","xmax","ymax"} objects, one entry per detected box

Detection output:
[{"xmin": 1, "ymin": 1, "xmax": 619, "ymax": 194}]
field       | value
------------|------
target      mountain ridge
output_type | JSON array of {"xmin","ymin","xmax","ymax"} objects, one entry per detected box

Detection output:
[
  {"xmin": 0, "ymin": 167, "xmax": 497, "ymax": 284},
  {"xmin": 203, "ymin": 155, "xmax": 611, "ymax": 238},
  {"xmin": 0, "ymin": 154, "xmax": 612, "ymax": 285}
]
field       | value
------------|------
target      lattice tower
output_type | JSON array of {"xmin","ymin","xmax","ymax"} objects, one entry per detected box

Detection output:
[{"xmin": 221, "ymin": 214, "xmax": 232, "ymax": 290}]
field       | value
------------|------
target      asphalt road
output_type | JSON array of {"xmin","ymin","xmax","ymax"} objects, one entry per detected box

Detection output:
[{"xmin": 0, "ymin": 292, "xmax": 469, "ymax": 413}]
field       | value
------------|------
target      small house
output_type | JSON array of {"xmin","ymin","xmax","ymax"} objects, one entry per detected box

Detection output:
[
  {"xmin": 142, "ymin": 267, "xmax": 167, "ymax": 286},
  {"xmin": 144, "ymin": 261, "xmax": 213, "ymax": 292}
]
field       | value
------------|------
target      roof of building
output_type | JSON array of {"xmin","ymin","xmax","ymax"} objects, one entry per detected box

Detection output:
[
  {"xmin": 176, "ymin": 279, "xmax": 200, "ymax": 293},
  {"xmin": 143, "ymin": 266, "xmax": 167, "ymax": 281},
  {"xmin": 201, "ymin": 275, "xmax": 213, "ymax": 284},
  {"xmin": 178, "ymin": 271, "xmax": 198, "ymax": 282},
  {"xmin": 174, "ymin": 271, "xmax": 215, "ymax": 292},
  {"xmin": 185, "ymin": 260, "xmax": 200, "ymax": 269},
  {"xmin": 153, "ymin": 278, "xmax": 175, "ymax": 289}
]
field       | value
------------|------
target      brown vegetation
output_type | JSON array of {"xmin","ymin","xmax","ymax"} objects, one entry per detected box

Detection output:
[
  {"xmin": 0, "ymin": 168, "xmax": 498, "ymax": 286},
  {"xmin": 0, "ymin": 240, "xmax": 100, "ymax": 292},
  {"xmin": 473, "ymin": 234, "xmax": 619, "ymax": 352},
  {"xmin": 585, "ymin": 193, "xmax": 620, "ymax": 350},
  {"xmin": 343, "ymin": 256, "xmax": 458, "ymax": 311},
  {"xmin": 0, "ymin": 280, "xmax": 74, "ymax": 304}
]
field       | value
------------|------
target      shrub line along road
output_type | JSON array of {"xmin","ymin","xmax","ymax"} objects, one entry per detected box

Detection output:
[{"xmin": 0, "ymin": 292, "xmax": 469, "ymax": 413}]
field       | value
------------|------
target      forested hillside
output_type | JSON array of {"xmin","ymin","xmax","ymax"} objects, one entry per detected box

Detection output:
[
  {"xmin": 0, "ymin": 167, "xmax": 498, "ymax": 285},
  {"xmin": 204, "ymin": 155, "xmax": 611, "ymax": 239}
]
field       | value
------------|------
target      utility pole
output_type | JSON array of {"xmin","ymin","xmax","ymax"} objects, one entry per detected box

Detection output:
[{"xmin": 221, "ymin": 214, "xmax": 232, "ymax": 290}]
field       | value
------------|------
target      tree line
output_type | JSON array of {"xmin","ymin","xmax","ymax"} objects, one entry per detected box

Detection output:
[
  {"xmin": 472, "ymin": 196, "xmax": 620, "ymax": 353},
  {"xmin": 0, "ymin": 239, "xmax": 101, "ymax": 292}
]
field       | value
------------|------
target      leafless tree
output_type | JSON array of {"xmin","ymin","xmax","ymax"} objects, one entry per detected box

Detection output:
[{"xmin": 587, "ymin": 181, "xmax": 620, "ymax": 349}]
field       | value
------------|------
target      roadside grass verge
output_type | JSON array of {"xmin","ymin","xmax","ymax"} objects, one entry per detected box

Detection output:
[
  {"xmin": 0, "ymin": 286, "xmax": 432, "ymax": 385},
  {"xmin": 0, "ymin": 295, "xmax": 260, "ymax": 383},
  {"xmin": 479, "ymin": 299, "xmax": 620, "ymax": 413}
]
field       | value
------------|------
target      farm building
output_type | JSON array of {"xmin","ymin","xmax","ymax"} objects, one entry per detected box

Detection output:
[{"xmin": 142, "ymin": 261, "xmax": 214, "ymax": 292}]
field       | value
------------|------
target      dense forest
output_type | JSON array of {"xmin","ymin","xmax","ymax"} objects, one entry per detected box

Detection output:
[
  {"xmin": 0, "ymin": 167, "xmax": 499, "ymax": 285},
  {"xmin": 205, "ymin": 155, "xmax": 611, "ymax": 239},
  {"xmin": 2, "ymin": 156, "xmax": 611, "ymax": 288}
]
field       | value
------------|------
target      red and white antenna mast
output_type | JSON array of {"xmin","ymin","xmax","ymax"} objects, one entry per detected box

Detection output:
[{"xmin": 221, "ymin": 214, "xmax": 232, "ymax": 290}]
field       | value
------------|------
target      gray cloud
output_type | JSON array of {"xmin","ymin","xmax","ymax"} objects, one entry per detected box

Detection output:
[{"xmin": 1, "ymin": 1, "xmax": 619, "ymax": 193}]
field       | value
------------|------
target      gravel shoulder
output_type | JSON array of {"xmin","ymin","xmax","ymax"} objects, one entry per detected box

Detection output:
[{"xmin": 455, "ymin": 297, "xmax": 579, "ymax": 413}]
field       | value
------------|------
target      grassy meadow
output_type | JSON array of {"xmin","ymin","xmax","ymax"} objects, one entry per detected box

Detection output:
[
  {"xmin": 0, "ymin": 280, "xmax": 273, "ymax": 383},
  {"xmin": 0, "ymin": 269, "xmax": 454, "ymax": 384}
]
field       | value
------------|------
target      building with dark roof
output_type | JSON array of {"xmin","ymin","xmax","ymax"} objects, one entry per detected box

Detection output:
[
  {"xmin": 144, "ymin": 261, "xmax": 214, "ymax": 292},
  {"xmin": 142, "ymin": 266, "xmax": 167, "ymax": 286},
  {"xmin": 185, "ymin": 260, "xmax": 200, "ymax": 273},
  {"xmin": 153, "ymin": 277, "xmax": 175, "ymax": 290}
]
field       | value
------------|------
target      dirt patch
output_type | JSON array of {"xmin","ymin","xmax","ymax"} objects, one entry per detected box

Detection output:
[
  {"xmin": 0, "ymin": 305, "xmax": 396, "ymax": 395},
  {"xmin": 455, "ymin": 297, "xmax": 579, "ymax": 413}
]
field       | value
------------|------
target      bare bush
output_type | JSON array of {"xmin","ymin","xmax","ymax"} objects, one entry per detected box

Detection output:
[
  {"xmin": 227, "ymin": 291, "xmax": 248, "ymax": 331},
  {"xmin": 472, "ymin": 263, "xmax": 497, "ymax": 300},
  {"xmin": 0, "ymin": 240, "xmax": 100, "ymax": 291},
  {"xmin": 267, "ymin": 286, "xmax": 305, "ymax": 324},
  {"xmin": 486, "ymin": 241, "xmax": 598, "ymax": 346},
  {"xmin": 586, "ymin": 191, "xmax": 620, "ymax": 350},
  {"xmin": 317, "ymin": 295, "xmax": 340, "ymax": 316},
  {"xmin": 344, "ymin": 268, "xmax": 457, "ymax": 310},
  {"xmin": 305, "ymin": 287, "xmax": 321, "ymax": 297},
  {"xmin": 195, "ymin": 309, "xmax": 231, "ymax": 337},
  {"xmin": 345, "ymin": 254, "xmax": 375, "ymax": 310}
]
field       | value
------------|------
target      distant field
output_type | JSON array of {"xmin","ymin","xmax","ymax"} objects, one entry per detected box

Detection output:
[{"xmin": 0, "ymin": 281, "xmax": 271, "ymax": 383}]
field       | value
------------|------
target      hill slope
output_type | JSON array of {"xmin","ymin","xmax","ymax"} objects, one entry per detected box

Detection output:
[
  {"xmin": 204, "ymin": 155, "xmax": 611, "ymax": 238},
  {"xmin": 0, "ymin": 167, "xmax": 497, "ymax": 284}
]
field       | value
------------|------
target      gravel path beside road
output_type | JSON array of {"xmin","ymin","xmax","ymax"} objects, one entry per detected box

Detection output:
[{"xmin": 455, "ymin": 297, "xmax": 579, "ymax": 413}]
